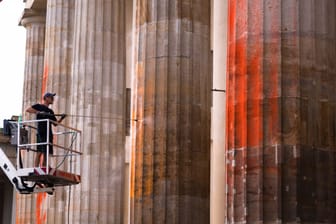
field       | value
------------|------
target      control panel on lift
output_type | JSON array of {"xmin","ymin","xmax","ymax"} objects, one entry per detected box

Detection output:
[{"xmin": 0, "ymin": 119, "xmax": 82, "ymax": 194}]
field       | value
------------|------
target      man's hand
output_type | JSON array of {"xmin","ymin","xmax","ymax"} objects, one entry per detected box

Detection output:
[{"xmin": 59, "ymin": 114, "xmax": 67, "ymax": 122}]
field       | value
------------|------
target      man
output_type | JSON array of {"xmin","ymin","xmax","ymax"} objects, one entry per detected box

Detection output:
[{"xmin": 26, "ymin": 92, "xmax": 66, "ymax": 167}]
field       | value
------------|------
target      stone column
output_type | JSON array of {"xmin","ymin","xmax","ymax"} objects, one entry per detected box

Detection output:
[
  {"xmin": 297, "ymin": 1, "xmax": 336, "ymax": 221},
  {"xmin": 226, "ymin": 0, "xmax": 336, "ymax": 223},
  {"xmin": 44, "ymin": 0, "xmax": 74, "ymax": 114},
  {"xmin": 70, "ymin": 1, "xmax": 125, "ymax": 223},
  {"xmin": 42, "ymin": 1, "xmax": 75, "ymax": 223},
  {"xmin": 18, "ymin": 10, "xmax": 46, "ymax": 224},
  {"xmin": 20, "ymin": 10, "xmax": 46, "ymax": 120},
  {"xmin": 131, "ymin": 0, "xmax": 211, "ymax": 223}
]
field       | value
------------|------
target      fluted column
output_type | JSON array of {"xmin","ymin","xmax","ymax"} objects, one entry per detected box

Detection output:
[
  {"xmin": 131, "ymin": 0, "xmax": 211, "ymax": 223},
  {"xmin": 226, "ymin": 0, "xmax": 336, "ymax": 223},
  {"xmin": 44, "ymin": 0, "xmax": 74, "ymax": 115},
  {"xmin": 17, "ymin": 10, "xmax": 46, "ymax": 224},
  {"xmin": 42, "ymin": 1, "xmax": 75, "ymax": 224},
  {"xmin": 20, "ymin": 10, "xmax": 46, "ymax": 120},
  {"xmin": 70, "ymin": 1, "xmax": 125, "ymax": 223}
]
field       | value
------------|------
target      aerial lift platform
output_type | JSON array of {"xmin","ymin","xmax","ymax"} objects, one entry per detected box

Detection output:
[{"xmin": 0, "ymin": 119, "xmax": 81, "ymax": 194}]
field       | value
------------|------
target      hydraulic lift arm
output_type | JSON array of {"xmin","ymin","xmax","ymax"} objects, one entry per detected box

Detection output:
[{"xmin": 0, "ymin": 147, "xmax": 34, "ymax": 194}]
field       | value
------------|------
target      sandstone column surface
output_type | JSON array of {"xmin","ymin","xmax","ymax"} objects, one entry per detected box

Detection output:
[
  {"xmin": 226, "ymin": 0, "xmax": 336, "ymax": 223},
  {"xmin": 42, "ymin": 1, "xmax": 75, "ymax": 223},
  {"xmin": 17, "ymin": 10, "xmax": 46, "ymax": 224},
  {"xmin": 131, "ymin": 0, "xmax": 212, "ymax": 223},
  {"xmin": 70, "ymin": 1, "xmax": 126, "ymax": 223},
  {"xmin": 20, "ymin": 10, "xmax": 46, "ymax": 120}
]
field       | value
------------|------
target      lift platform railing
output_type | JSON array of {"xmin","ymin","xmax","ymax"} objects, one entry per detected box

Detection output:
[
  {"xmin": 0, "ymin": 119, "xmax": 81, "ymax": 194},
  {"xmin": 16, "ymin": 119, "xmax": 82, "ymax": 177}
]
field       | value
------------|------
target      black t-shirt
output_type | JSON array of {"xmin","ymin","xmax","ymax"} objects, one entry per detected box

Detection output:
[{"xmin": 32, "ymin": 104, "xmax": 57, "ymax": 135}]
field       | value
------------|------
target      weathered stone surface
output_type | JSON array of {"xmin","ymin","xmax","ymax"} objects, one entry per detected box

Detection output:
[
  {"xmin": 227, "ymin": 0, "xmax": 336, "ymax": 223},
  {"xmin": 131, "ymin": 0, "xmax": 211, "ymax": 223},
  {"xmin": 70, "ymin": 1, "xmax": 126, "ymax": 223},
  {"xmin": 17, "ymin": 9, "xmax": 46, "ymax": 224},
  {"xmin": 20, "ymin": 10, "xmax": 46, "ymax": 121}
]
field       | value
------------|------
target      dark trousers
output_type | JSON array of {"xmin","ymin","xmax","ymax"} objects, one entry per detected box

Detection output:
[{"xmin": 37, "ymin": 132, "xmax": 53, "ymax": 155}]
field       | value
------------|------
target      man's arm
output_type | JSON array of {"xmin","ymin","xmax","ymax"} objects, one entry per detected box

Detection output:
[
  {"xmin": 57, "ymin": 114, "xmax": 67, "ymax": 123},
  {"xmin": 51, "ymin": 114, "xmax": 66, "ymax": 126}
]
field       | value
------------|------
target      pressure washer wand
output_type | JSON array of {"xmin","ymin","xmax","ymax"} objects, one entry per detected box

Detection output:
[{"xmin": 53, "ymin": 114, "xmax": 138, "ymax": 122}]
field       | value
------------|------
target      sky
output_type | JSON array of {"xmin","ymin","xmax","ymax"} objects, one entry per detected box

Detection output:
[{"xmin": 0, "ymin": 1, "xmax": 26, "ymax": 127}]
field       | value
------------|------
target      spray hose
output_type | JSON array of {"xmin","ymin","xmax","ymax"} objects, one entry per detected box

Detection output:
[{"xmin": 53, "ymin": 113, "xmax": 138, "ymax": 122}]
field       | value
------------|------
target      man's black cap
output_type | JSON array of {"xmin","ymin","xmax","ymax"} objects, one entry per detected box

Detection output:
[{"xmin": 43, "ymin": 92, "xmax": 56, "ymax": 99}]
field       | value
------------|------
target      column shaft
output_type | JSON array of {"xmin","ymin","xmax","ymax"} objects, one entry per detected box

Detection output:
[
  {"xmin": 71, "ymin": 1, "xmax": 126, "ymax": 223},
  {"xmin": 132, "ymin": 0, "xmax": 211, "ymax": 223},
  {"xmin": 21, "ymin": 13, "xmax": 46, "ymax": 120},
  {"xmin": 42, "ymin": 1, "xmax": 75, "ymax": 223},
  {"xmin": 18, "ymin": 11, "xmax": 46, "ymax": 224},
  {"xmin": 226, "ymin": 0, "xmax": 336, "ymax": 223}
]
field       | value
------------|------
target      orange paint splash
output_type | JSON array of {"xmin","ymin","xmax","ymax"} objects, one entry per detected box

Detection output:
[
  {"xmin": 15, "ymin": 194, "xmax": 23, "ymax": 224},
  {"xmin": 42, "ymin": 65, "xmax": 48, "ymax": 100},
  {"xmin": 226, "ymin": 0, "xmax": 237, "ymax": 221},
  {"xmin": 226, "ymin": 0, "xmax": 236, "ymax": 152},
  {"xmin": 226, "ymin": 0, "xmax": 267, "ymax": 221},
  {"xmin": 36, "ymin": 193, "xmax": 47, "ymax": 224}
]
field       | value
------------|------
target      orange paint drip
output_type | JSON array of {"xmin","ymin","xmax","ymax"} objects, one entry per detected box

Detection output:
[
  {"xmin": 234, "ymin": 0, "xmax": 248, "ymax": 221},
  {"xmin": 226, "ymin": 0, "xmax": 237, "ymax": 220},
  {"xmin": 235, "ymin": 39, "xmax": 247, "ymax": 149},
  {"xmin": 36, "ymin": 193, "xmax": 47, "ymax": 224},
  {"xmin": 42, "ymin": 65, "xmax": 48, "ymax": 100},
  {"xmin": 15, "ymin": 194, "xmax": 23, "ymax": 224},
  {"xmin": 131, "ymin": 63, "xmax": 144, "ymax": 200},
  {"xmin": 248, "ymin": 51, "xmax": 263, "ymax": 147},
  {"xmin": 226, "ymin": 0, "xmax": 236, "ymax": 152}
]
